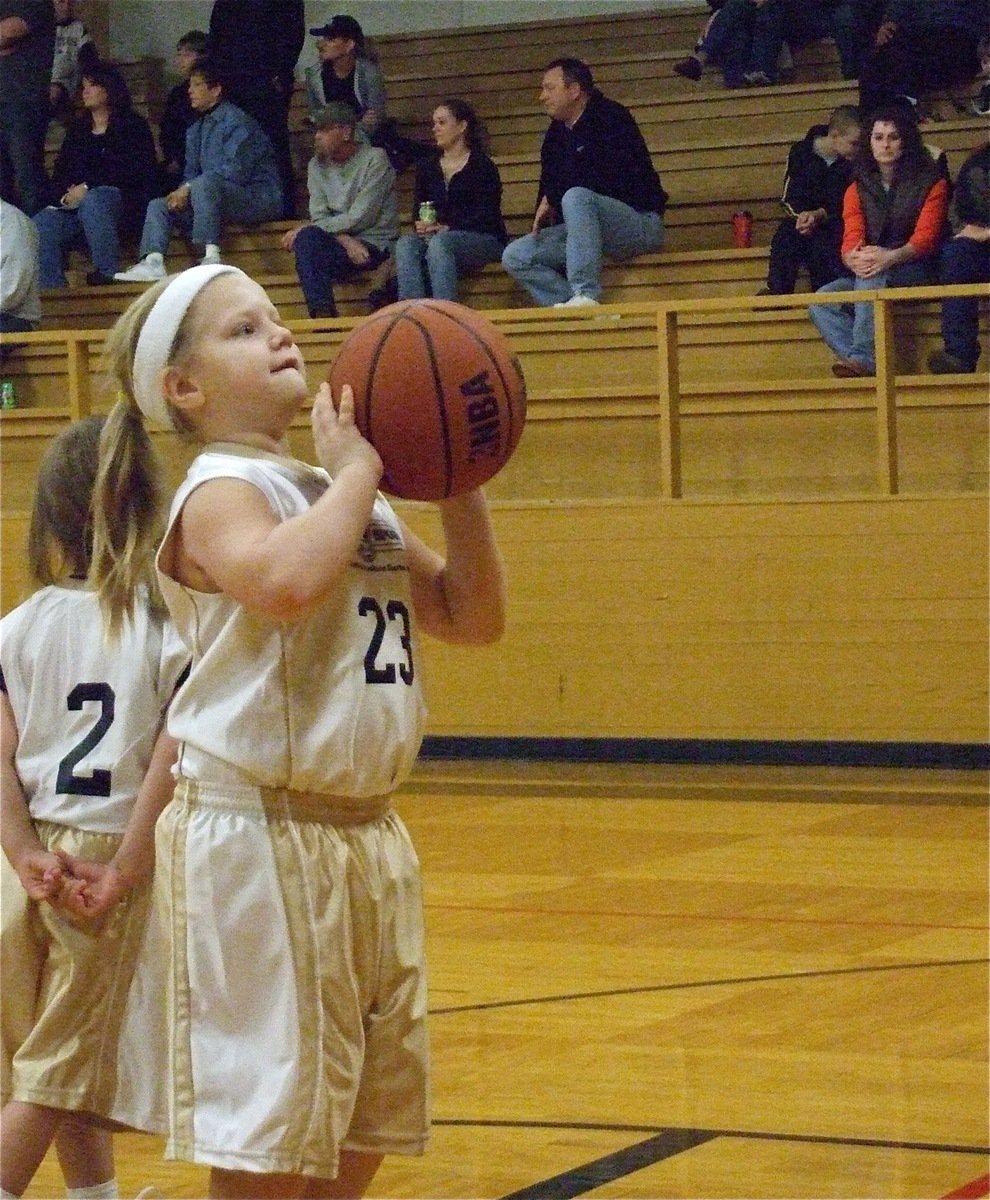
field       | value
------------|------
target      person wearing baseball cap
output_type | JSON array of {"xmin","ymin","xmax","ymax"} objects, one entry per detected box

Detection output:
[
  {"xmin": 303, "ymin": 14, "xmax": 386, "ymax": 139},
  {"xmin": 280, "ymin": 99, "xmax": 399, "ymax": 317}
]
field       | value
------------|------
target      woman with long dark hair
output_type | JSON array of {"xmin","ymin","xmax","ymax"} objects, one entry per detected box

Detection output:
[
  {"xmin": 395, "ymin": 98, "xmax": 507, "ymax": 302},
  {"xmin": 809, "ymin": 104, "xmax": 949, "ymax": 377},
  {"xmin": 33, "ymin": 61, "xmax": 159, "ymax": 286}
]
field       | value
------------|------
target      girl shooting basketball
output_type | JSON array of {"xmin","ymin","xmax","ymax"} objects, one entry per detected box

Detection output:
[
  {"xmin": 1, "ymin": 417, "xmax": 185, "ymax": 1200},
  {"xmin": 97, "ymin": 264, "xmax": 507, "ymax": 1200}
]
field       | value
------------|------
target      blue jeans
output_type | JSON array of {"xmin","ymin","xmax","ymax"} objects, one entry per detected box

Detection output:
[
  {"xmin": 937, "ymin": 236, "xmax": 990, "ymax": 371},
  {"xmin": 33, "ymin": 186, "xmax": 124, "ymax": 286},
  {"xmin": 809, "ymin": 260, "xmax": 935, "ymax": 371},
  {"xmin": 699, "ymin": 0, "xmax": 762, "ymax": 86},
  {"xmin": 292, "ymin": 224, "xmax": 388, "ymax": 316},
  {"xmin": 395, "ymin": 229, "xmax": 504, "ymax": 301},
  {"xmin": 502, "ymin": 187, "xmax": 664, "ymax": 306},
  {"xmin": 139, "ymin": 172, "xmax": 282, "ymax": 255}
]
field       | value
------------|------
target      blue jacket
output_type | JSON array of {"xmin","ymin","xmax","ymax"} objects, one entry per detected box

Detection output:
[{"xmin": 183, "ymin": 99, "xmax": 282, "ymax": 208}]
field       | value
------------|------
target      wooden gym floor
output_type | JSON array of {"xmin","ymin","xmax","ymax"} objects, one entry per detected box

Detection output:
[{"xmin": 23, "ymin": 760, "xmax": 989, "ymax": 1200}]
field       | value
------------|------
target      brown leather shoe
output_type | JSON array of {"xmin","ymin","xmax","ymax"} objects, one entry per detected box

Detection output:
[{"xmin": 831, "ymin": 358, "xmax": 873, "ymax": 378}]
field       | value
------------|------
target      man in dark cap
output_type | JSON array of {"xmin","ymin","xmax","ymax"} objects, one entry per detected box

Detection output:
[
  {"xmin": 303, "ymin": 14, "xmax": 387, "ymax": 139},
  {"xmin": 280, "ymin": 102, "xmax": 398, "ymax": 317}
]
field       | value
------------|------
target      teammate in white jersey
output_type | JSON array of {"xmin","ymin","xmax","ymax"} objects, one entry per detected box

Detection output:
[
  {"xmin": 1, "ymin": 416, "xmax": 186, "ymax": 1200},
  {"xmin": 96, "ymin": 264, "xmax": 507, "ymax": 1199}
]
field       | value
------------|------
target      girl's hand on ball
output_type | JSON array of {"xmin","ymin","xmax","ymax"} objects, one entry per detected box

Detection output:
[{"xmin": 312, "ymin": 383, "xmax": 382, "ymax": 481}]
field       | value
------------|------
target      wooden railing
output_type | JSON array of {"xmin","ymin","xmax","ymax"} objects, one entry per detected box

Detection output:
[{"xmin": 2, "ymin": 285, "xmax": 986, "ymax": 504}]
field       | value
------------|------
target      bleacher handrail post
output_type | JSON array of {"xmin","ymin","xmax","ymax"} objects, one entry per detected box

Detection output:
[
  {"xmin": 657, "ymin": 305, "xmax": 682, "ymax": 500},
  {"xmin": 874, "ymin": 295, "xmax": 899, "ymax": 496}
]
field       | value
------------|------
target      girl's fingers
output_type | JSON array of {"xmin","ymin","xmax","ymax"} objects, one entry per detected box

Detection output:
[{"xmin": 336, "ymin": 383, "xmax": 355, "ymax": 422}]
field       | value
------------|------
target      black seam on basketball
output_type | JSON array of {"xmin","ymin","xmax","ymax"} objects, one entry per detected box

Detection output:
[
  {"xmin": 418, "ymin": 303, "xmax": 524, "ymax": 452},
  {"xmin": 361, "ymin": 306, "xmax": 418, "ymax": 486},
  {"xmin": 402, "ymin": 311, "xmax": 455, "ymax": 497}
]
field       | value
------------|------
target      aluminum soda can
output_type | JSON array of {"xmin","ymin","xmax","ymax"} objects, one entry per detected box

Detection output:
[
  {"xmin": 418, "ymin": 201, "xmax": 437, "ymax": 225},
  {"xmin": 0, "ymin": 380, "xmax": 17, "ymax": 410},
  {"xmin": 732, "ymin": 210, "xmax": 753, "ymax": 248}
]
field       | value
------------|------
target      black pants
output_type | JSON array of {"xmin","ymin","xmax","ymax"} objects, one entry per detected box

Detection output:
[
  {"xmin": 765, "ymin": 217, "xmax": 844, "ymax": 294},
  {"xmin": 858, "ymin": 23, "xmax": 980, "ymax": 113}
]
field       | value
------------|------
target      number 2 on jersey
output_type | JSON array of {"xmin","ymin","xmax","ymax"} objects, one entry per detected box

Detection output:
[{"xmin": 55, "ymin": 682, "xmax": 115, "ymax": 796}]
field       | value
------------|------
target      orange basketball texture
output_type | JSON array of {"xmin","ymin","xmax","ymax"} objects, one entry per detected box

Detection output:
[{"xmin": 327, "ymin": 299, "xmax": 527, "ymax": 501}]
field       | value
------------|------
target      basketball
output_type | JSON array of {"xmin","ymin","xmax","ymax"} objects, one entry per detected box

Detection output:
[{"xmin": 327, "ymin": 299, "xmax": 527, "ymax": 501}]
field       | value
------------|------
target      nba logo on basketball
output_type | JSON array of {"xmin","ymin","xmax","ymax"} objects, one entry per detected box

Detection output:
[{"xmin": 461, "ymin": 371, "xmax": 501, "ymax": 462}]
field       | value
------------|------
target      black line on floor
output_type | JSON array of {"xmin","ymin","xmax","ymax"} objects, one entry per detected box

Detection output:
[
  {"xmin": 433, "ymin": 1120, "xmax": 990, "ymax": 1200},
  {"xmin": 494, "ymin": 1129, "xmax": 717, "ymax": 1199},
  {"xmin": 436, "ymin": 1117, "xmax": 990, "ymax": 1156},
  {"xmin": 429, "ymin": 956, "xmax": 988, "ymax": 1015}
]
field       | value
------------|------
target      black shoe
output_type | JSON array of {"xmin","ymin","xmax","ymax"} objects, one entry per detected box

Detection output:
[
  {"xmin": 369, "ymin": 279, "xmax": 398, "ymax": 312},
  {"xmin": 928, "ymin": 349, "xmax": 970, "ymax": 374},
  {"xmin": 673, "ymin": 56, "xmax": 703, "ymax": 81},
  {"xmin": 85, "ymin": 270, "xmax": 115, "ymax": 285},
  {"xmin": 308, "ymin": 305, "xmax": 338, "ymax": 319}
]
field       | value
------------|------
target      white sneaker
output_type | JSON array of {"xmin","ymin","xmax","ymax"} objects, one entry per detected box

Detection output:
[
  {"xmin": 553, "ymin": 293, "xmax": 599, "ymax": 309},
  {"xmin": 200, "ymin": 245, "xmax": 221, "ymax": 265},
  {"xmin": 114, "ymin": 254, "xmax": 165, "ymax": 282}
]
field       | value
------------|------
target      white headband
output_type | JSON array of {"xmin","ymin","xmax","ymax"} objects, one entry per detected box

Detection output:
[{"xmin": 132, "ymin": 264, "xmax": 245, "ymax": 430}]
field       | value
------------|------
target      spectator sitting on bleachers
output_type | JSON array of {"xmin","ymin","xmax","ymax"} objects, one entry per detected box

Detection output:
[
  {"xmin": 502, "ymin": 57, "xmax": 667, "ymax": 308},
  {"xmin": 303, "ymin": 14, "xmax": 425, "ymax": 173},
  {"xmin": 33, "ymin": 62, "xmax": 159, "ymax": 286},
  {"xmin": 928, "ymin": 140, "xmax": 990, "ymax": 374},
  {"xmin": 158, "ymin": 29, "xmax": 210, "ymax": 190},
  {"xmin": 208, "ymin": 0, "xmax": 305, "ymax": 219},
  {"xmin": 0, "ymin": 198, "xmax": 41, "ymax": 341},
  {"xmin": 858, "ymin": 0, "xmax": 990, "ymax": 116},
  {"xmin": 752, "ymin": 0, "xmax": 860, "ymax": 84},
  {"xmin": 808, "ymin": 104, "xmax": 949, "ymax": 378},
  {"xmin": 395, "ymin": 99, "xmax": 507, "ymax": 304},
  {"xmin": 49, "ymin": 0, "xmax": 96, "ymax": 119},
  {"xmin": 673, "ymin": 0, "xmax": 767, "ymax": 89},
  {"xmin": 304, "ymin": 15, "xmax": 385, "ymax": 139},
  {"xmin": 114, "ymin": 60, "xmax": 282, "ymax": 282},
  {"xmin": 759, "ymin": 104, "xmax": 862, "ymax": 296},
  {"xmin": 280, "ymin": 102, "xmax": 398, "ymax": 318}
]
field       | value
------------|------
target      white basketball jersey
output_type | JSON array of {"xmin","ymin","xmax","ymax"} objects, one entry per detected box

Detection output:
[
  {"xmin": 157, "ymin": 445, "xmax": 427, "ymax": 796},
  {"xmin": 0, "ymin": 585, "xmax": 188, "ymax": 833}
]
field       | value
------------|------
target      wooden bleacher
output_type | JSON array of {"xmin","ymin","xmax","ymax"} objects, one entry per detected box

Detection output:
[{"xmin": 5, "ymin": 3, "xmax": 988, "ymax": 751}]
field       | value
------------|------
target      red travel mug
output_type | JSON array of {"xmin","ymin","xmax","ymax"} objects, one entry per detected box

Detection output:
[{"xmin": 732, "ymin": 210, "xmax": 753, "ymax": 248}]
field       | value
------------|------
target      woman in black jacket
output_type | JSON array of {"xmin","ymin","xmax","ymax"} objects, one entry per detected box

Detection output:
[
  {"xmin": 395, "ymin": 98, "xmax": 507, "ymax": 302},
  {"xmin": 33, "ymin": 61, "xmax": 159, "ymax": 286}
]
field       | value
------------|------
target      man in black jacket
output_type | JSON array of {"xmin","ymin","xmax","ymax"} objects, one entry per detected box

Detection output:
[
  {"xmin": 760, "ymin": 104, "xmax": 861, "ymax": 295},
  {"xmin": 502, "ymin": 57, "xmax": 667, "ymax": 307}
]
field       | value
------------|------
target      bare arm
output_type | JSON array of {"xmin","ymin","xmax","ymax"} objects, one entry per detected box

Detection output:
[
  {"xmin": 56, "ymin": 728, "xmax": 179, "ymax": 918},
  {"xmin": 0, "ymin": 692, "xmax": 63, "ymax": 900},
  {"xmin": 173, "ymin": 385, "xmax": 383, "ymax": 623},
  {"xmin": 401, "ymin": 489, "xmax": 506, "ymax": 646},
  {"xmin": 0, "ymin": 16, "xmax": 30, "ymax": 54}
]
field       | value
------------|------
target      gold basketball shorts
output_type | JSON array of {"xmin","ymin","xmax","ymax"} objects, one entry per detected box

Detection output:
[
  {"xmin": 1, "ymin": 822, "xmax": 152, "ymax": 1121},
  {"xmin": 156, "ymin": 778, "xmax": 431, "ymax": 1179}
]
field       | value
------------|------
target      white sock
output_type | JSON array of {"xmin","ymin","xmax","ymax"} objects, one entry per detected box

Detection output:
[
  {"xmin": 66, "ymin": 1180, "xmax": 118, "ymax": 1200},
  {"xmin": 144, "ymin": 251, "xmax": 163, "ymax": 265}
]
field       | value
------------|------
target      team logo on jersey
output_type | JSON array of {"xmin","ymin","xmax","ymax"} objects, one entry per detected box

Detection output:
[{"xmin": 356, "ymin": 518, "xmax": 404, "ymax": 568}]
